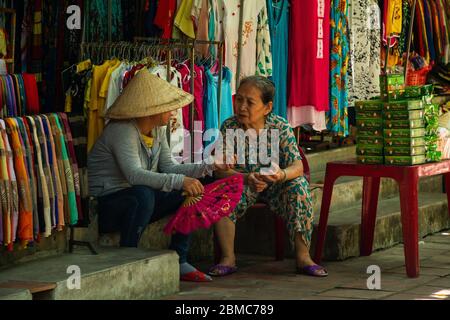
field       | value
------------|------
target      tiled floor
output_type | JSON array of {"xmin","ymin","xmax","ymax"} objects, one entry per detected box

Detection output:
[{"xmin": 163, "ymin": 232, "xmax": 450, "ymax": 300}]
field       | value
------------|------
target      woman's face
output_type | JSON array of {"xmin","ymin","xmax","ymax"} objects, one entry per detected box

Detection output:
[
  {"xmin": 159, "ymin": 110, "xmax": 177, "ymax": 126},
  {"xmin": 235, "ymin": 83, "xmax": 272, "ymax": 128}
]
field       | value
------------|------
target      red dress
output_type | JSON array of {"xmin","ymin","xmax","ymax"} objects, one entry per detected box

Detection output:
[
  {"xmin": 287, "ymin": 0, "xmax": 330, "ymax": 130},
  {"xmin": 154, "ymin": 0, "xmax": 177, "ymax": 39}
]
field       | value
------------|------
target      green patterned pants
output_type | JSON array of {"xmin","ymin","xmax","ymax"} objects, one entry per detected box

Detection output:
[{"xmin": 229, "ymin": 176, "xmax": 314, "ymax": 248}]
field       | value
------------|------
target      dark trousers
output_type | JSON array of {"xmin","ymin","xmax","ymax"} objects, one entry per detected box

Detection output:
[{"xmin": 97, "ymin": 186, "xmax": 190, "ymax": 263}]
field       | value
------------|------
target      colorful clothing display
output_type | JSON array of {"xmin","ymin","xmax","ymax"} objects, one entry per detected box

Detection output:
[
  {"xmin": 223, "ymin": 0, "xmax": 272, "ymax": 93},
  {"xmin": 348, "ymin": 0, "xmax": 381, "ymax": 105},
  {"xmin": 267, "ymin": 0, "xmax": 289, "ymax": 119},
  {"xmin": 287, "ymin": 0, "xmax": 329, "ymax": 131},
  {"xmin": 327, "ymin": 0, "xmax": 350, "ymax": 137}
]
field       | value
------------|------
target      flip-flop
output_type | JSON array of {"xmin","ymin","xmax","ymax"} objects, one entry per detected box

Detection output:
[
  {"xmin": 181, "ymin": 270, "xmax": 213, "ymax": 282},
  {"xmin": 297, "ymin": 265, "xmax": 328, "ymax": 277},
  {"xmin": 208, "ymin": 264, "xmax": 238, "ymax": 277}
]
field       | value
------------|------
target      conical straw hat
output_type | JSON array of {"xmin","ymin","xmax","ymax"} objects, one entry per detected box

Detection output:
[{"xmin": 105, "ymin": 69, "xmax": 194, "ymax": 119}]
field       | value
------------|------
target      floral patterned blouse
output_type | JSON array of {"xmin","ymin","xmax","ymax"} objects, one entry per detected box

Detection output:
[{"xmin": 220, "ymin": 113, "xmax": 302, "ymax": 174}]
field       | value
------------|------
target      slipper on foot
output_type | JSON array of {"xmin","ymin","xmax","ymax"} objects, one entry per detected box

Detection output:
[
  {"xmin": 181, "ymin": 270, "xmax": 213, "ymax": 282},
  {"xmin": 208, "ymin": 264, "xmax": 238, "ymax": 277},
  {"xmin": 297, "ymin": 265, "xmax": 328, "ymax": 277}
]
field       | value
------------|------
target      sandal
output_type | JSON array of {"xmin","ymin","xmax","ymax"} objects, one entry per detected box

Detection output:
[
  {"xmin": 297, "ymin": 265, "xmax": 328, "ymax": 277},
  {"xmin": 180, "ymin": 270, "xmax": 213, "ymax": 282},
  {"xmin": 208, "ymin": 264, "xmax": 238, "ymax": 277}
]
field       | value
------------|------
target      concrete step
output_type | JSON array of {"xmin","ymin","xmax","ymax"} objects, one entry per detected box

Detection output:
[
  {"xmin": 309, "ymin": 174, "xmax": 444, "ymax": 213},
  {"xmin": 72, "ymin": 204, "xmax": 214, "ymax": 263},
  {"xmin": 0, "ymin": 248, "xmax": 179, "ymax": 300},
  {"xmin": 235, "ymin": 192, "xmax": 450, "ymax": 262},
  {"xmin": 305, "ymin": 145, "xmax": 356, "ymax": 173}
]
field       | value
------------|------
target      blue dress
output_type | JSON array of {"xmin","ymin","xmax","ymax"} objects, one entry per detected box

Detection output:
[
  {"xmin": 204, "ymin": 66, "xmax": 234, "ymax": 133},
  {"xmin": 267, "ymin": 0, "xmax": 288, "ymax": 119}
]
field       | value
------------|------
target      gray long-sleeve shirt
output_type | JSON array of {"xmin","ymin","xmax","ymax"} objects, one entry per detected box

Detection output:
[{"xmin": 88, "ymin": 120, "xmax": 213, "ymax": 197}]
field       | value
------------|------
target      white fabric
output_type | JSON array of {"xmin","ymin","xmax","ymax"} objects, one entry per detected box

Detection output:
[
  {"xmin": 149, "ymin": 65, "xmax": 185, "ymax": 160},
  {"xmin": 287, "ymin": 106, "xmax": 327, "ymax": 132},
  {"xmin": 105, "ymin": 62, "xmax": 128, "ymax": 111},
  {"xmin": 223, "ymin": 0, "xmax": 267, "ymax": 93}
]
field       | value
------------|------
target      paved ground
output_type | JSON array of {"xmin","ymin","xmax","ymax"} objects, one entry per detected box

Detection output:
[{"xmin": 164, "ymin": 232, "xmax": 450, "ymax": 300}]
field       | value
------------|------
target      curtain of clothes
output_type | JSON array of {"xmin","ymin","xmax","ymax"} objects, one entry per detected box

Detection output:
[
  {"xmin": 0, "ymin": 113, "xmax": 83, "ymax": 251},
  {"xmin": 0, "ymin": 73, "xmax": 41, "ymax": 117},
  {"xmin": 65, "ymin": 53, "xmax": 234, "ymax": 162}
]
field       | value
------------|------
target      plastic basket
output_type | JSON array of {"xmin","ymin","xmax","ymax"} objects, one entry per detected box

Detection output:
[{"xmin": 406, "ymin": 66, "xmax": 431, "ymax": 86}]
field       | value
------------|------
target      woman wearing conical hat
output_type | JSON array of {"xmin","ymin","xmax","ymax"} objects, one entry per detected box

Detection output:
[{"xmin": 88, "ymin": 70, "xmax": 232, "ymax": 282}]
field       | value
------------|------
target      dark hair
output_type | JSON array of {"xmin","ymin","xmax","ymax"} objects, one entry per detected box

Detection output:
[{"xmin": 239, "ymin": 76, "xmax": 275, "ymax": 104}]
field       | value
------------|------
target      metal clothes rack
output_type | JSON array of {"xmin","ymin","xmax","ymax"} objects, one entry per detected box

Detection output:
[{"xmin": 80, "ymin": 39, "xmax": 225, "ymax": 160}]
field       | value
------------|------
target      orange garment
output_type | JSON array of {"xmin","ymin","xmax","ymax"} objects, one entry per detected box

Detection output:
[
  {"xmin": 5, "ymin": 118, "xmax": 33, "ymax": 246},
  {"xmin": 0, "ymin": 126, "xmax": 11, "ymax": 246}
]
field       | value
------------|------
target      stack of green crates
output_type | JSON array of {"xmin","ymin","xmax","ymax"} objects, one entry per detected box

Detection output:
[
  {"xmin": 383, "ymin": 99, "xmax": 427, "ymax": 165},
  {"xmin": 355, "ymin": 100, "xmax": 384, "ymax": 164}
]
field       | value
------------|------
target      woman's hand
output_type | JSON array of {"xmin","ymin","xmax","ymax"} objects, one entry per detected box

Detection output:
[
  {"xmin": 248, "ymin": 172, "xmax": 269, "ymax": 193},
  {"xmin": 259, "ymin": 163, "xmax": 285, "ymax": 184},
  {"xmin": 183, "ymin": 177, "xmax": 204, "ymax": 197}
]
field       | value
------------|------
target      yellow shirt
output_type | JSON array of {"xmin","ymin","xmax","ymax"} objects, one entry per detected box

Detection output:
[
  {"xmin": 386, "ymin": 0, "xmax": 402, "ymax": 36},
  {"xmin": 87, "ymin": 59, "xmax": 118, "ymax": 152},
  {"xmin": 141, "ymin": 134, "xmax": 154, "ymax": 148},
  {"xmin": 174, "ymin": 0, "xmax": 195, "ymax": 39}
]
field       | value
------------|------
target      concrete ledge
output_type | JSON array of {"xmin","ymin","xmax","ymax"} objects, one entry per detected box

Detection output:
[
  {"xmin": 96, "ymin": 215, "xmax": 214, "ymax": 263},
  {"xmin": 0, "ymin": 248, "xmax": 179, "ymax": 300},
  {"xmin": 0, "ymin": 288, "xmax": 32, "ymax": 300}
]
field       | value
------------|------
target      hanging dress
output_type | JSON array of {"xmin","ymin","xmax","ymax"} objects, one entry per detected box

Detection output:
[
  {"xmin": 287, "ymin": 0, "xmax": 329, "ymax": 131},
  {"xmin": 348, "ymin": 0, "xmax": 381, "ymax": 105},
  {"xmin": 0, "ymin": 120, "xmax": 19, "ymax": 245},
  {"xmin": 223, "ymin": 0, "xmax": 271, "ymax": 93},
  {"xmin": 26, "ymin": 116, "xmax": 51, "ymax": 237},
  {"xmin": 327, "ymin": 0, "xmax": 350, "ymax": 137},
  {"xmin": 267, "ymin": 0, "xmax": 289, "ymax": 119}
]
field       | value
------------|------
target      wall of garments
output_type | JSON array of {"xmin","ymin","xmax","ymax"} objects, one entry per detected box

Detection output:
[
  {"xmin": 0, "ymin": 112, "xmax": 84, "ymax": 251},
  {"xmin": 0, "ymin": 73, "xmax": 41, "ymax": 117},
  {"xmin": 65, "ymin": 54, "xmax": 234, "ymax": 161},
  {"xmin": 1, "ymin": 0, "xmax": 449, "ymax": 139}
]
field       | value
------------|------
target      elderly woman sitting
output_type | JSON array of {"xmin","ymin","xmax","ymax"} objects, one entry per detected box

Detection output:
[
  {"xmin": 210, "ymin": 76, "xmax": 328, "ymax": 277},
  {"xmin": 88, "ymin": 70, "xmax": 231, "ymax": 282}
]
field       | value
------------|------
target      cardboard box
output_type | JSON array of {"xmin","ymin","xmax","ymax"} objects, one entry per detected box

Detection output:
[
  {"xmin": 356, "ymin": 118, "xmax": 383, "ymax": 129},
  {"xmin": 383, "ymin": 119, "xmax": 425, "ymax": 129},
  {"xmin": 357, "ymin": 156, "xmax": 384, "ymax": 165},
  {"xmin": 384, "ymin": 146, "xmax": 426, "ymax": 156},
  {"xmin": 357, "ymin": 145, "xmax": 384, "ymax": 156},
  {"xmin": 384, "ymin": 128, "xmax": 426, "ymax": 138},
  {"xmin": 355, "ymin": 100, "xmax": 383, "ymax": 112},
  {"xmin": 384, "ymin": 155, "xmax": 426, "ymax": 165},
  {"xmin": 357, "ymin": 137, "xmax": 384, "ymax": 146},
  {"xmin": 384, "ymin": 137, "xmax": 426, "ymax": 147},
  {"xmin": 383, "ymin": 100, "xmax": 423, "ymax": 111},
  {"xmin": 383, "ymin": 109, "xmax": 424, "ymax": 120}
]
